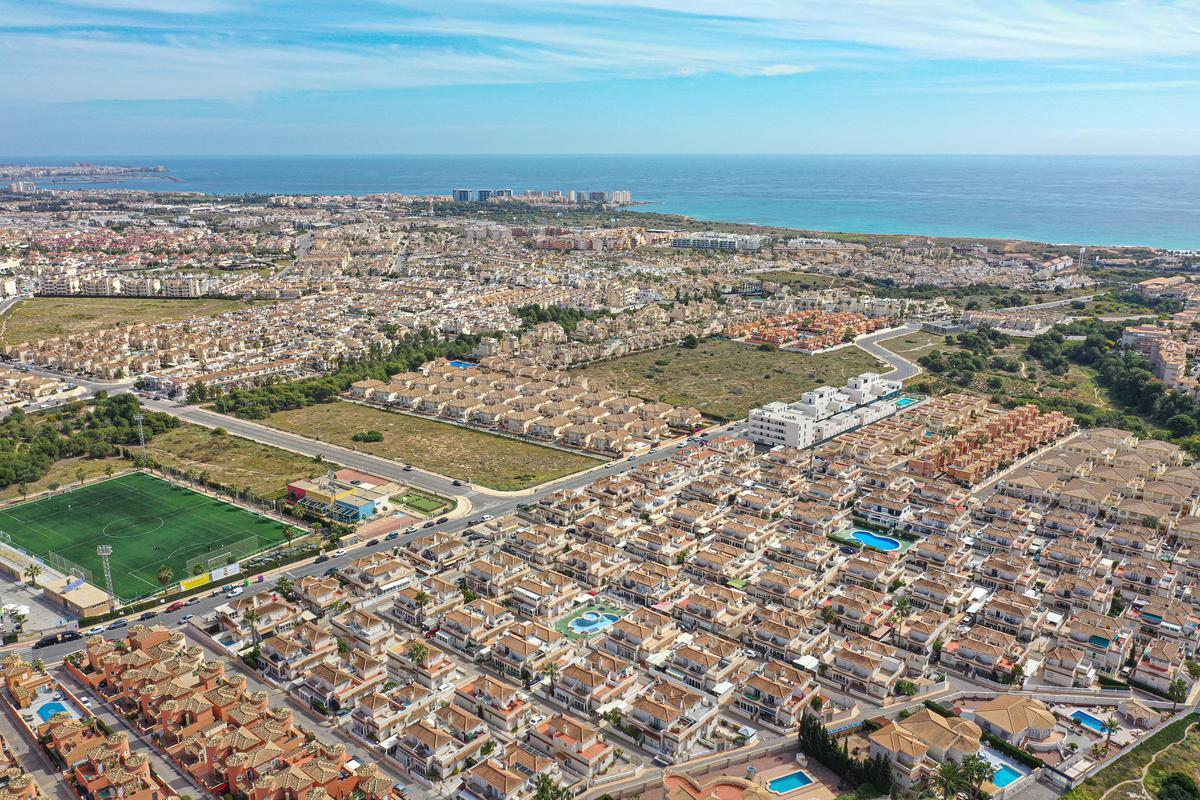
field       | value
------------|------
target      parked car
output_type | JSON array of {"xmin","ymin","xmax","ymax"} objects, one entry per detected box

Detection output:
[
  {"xmin": 139, "ymin": 611, "xmax": 157, "ymax": 621},
  {"xmin": 166, "ymin": 601, "xmax": 186, "ymax": 612},
  {"xmin": 33, "ymin": 635, "xmax": 60, "ymax": 650},
  {"xmin": 185, "ymin": 597, "xmax": 200, "ymax": 606},
  {"xmin": 332, "ymin": 548, "xmax": 346, "ymax": 557},
  {"xmin": 60, "ymin": 630, "xmax": 83, "ymax": 643},
  {"xmin": 226, "ymin": 587, "xmax": 244, "ymax": 598},
  {"xmin": 436, "ymin": 516, "xmax": 448, "ymax": 524},
  {"xmin": 179, "ymin": 615, "xmax": 194, "ymax": 625},
  {"xmin": 107, "ymin": 619, "xmax": 128, "ymax": 631},
  {"xmin": 315, "ymin": 554, "xmax": 330, "ymax": 564},
  {"xmin": 385, "ymin": 531, "xmax": 400, "ymax": 541},
  {"xmin": 422, "ymin": 520, "xmax": 435, "ymax": 528},
  {"xmin": 451, "ymin": 479, "xmax": 463, "ymax": 486},
  {"xmin": 403, "ymin": 465, "xmax": 414, "ymax": 472},
  {"xmin": 366, "ymin": 539, "xmax": 379, "ymax": 546}
]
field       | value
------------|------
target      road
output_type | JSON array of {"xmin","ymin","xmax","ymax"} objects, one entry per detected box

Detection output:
[{"xmin": 854, "ymin": 324, "xmax": 923, "ymax": 381}]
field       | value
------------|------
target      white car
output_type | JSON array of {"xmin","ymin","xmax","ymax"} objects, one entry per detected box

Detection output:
[
  {"xmin": 332, "ymin": 548, "xmax": 346, "ymax": 557},
  {"xmin": 226, "ymin": 587, "xmax": 244, "ymax": 598}
]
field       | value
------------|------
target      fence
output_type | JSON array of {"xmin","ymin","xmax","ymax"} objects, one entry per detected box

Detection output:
[
  {"xmin": 44, "ymin": 550, "xmax": 94, "ymax": 585},
  {"xmin": 185, "ymin": 534, "xmax": 262, "ymax": 577}
]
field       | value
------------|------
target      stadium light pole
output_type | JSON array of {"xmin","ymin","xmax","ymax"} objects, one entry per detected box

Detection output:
[
  {"xmin": 133, "ymin": 414, "xmax": 147, "ymax": 459},
  {"xmin": 97, "ymin": 545, "xmax": 116, "ymax": 608}
]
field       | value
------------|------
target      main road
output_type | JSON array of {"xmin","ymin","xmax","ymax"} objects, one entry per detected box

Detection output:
[{"xmin": 854, "ymin": 324, "xmax": 924, "ymax": 382}]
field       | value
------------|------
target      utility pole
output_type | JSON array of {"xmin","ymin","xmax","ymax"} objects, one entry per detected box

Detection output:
[
  {"xmin": 97, "ymin": 545, "xmax": 115, "ymax": 607},
  {"xmin": 133, "ymin": 413, "xmax": 147, "ymax": 459}
]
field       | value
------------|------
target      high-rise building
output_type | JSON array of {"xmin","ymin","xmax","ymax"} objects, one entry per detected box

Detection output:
[
  {"xmin": 477, "ymin": 190, "xmax": 494, "ymax": 202},
  {"xmin": 611, "ymin": 190, "xmax": 633, "ymax": 203},
  {"xmin": 493, "ymin": 188, "xmax": 513, "ymax": 198},
  {"xmin": 452, "ymin": 188, "xmax": 471, "ymax": 202},
  {"xmin": 587, "ymin": 191, "xmax": 607, "ymax": 202}
]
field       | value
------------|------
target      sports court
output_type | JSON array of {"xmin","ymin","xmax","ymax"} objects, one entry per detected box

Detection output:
[{"xmin": 0, "ymin": 472, "xmax": 291, "ymax": 602}]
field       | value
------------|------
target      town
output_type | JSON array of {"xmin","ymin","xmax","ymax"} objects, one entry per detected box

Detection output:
[{"xmin": 0, "ymin": 183, "xmax": 1199, "ymax": 800}]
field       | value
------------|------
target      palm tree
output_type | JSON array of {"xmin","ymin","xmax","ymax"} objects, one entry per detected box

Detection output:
[
  {"xmin": 32, "ymin": 658, "xmax": 45, "ymax": 673},
  {"xmin": 156, "ymin": 566, "xmax": 175, "ymax": 592},
  {"xmin": 959, "ymin": 754, "xmax": 992, "ymax": 797},
  {"xmin": 408, "ymin": 642, "xmax": 429, "ymax": 667},
  {"xmin": 24, "ymin": 563, "xmax": 42, "ymax": 588},
  {"xmin": 276, "ymin": 576, "xmax": 293, "ymax": 596},
  {"xmin": 540, "ymin": 661, "xmax": 560, "ymax": 689},
  {"xmin": 283, "ymin": 526, "xmax": 296, "ymax": 546},
  {"xmin": 892, "ymin": 597, "xmax": 914, "ymax": 621},
  {"xmin": 243, "ymin": 608, "xmax": 261, "ymax": 646},
  {"xmin": 1103, "ymin": 717, "xmax": 1119, "ymax": 751},
  {"xmin": 935, "ymin": 762, "xmax": 964, "ymax": 800},
  {"xmin": 75, "ymin": 467, "xmax": 86, "ymax": 486},
  {"xmin": 105, "ymin": 464, "xmax": 114, "ymax": 478}
]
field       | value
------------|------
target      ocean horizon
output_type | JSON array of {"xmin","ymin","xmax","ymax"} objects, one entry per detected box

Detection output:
[{"xmin": 7, "ymin": 154, "xmax": 1200, "ymax": 249}]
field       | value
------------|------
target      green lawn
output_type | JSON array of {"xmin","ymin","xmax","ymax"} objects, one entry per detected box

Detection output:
[
  {"xmin": 0, "ymin": 472, "xmax": 292, "ymax": 601},
  {"xmin": 398, "ymin": 492, "xmax": 450, "ymax": 516},
  {"xmin": 265, "ymin": 401, "xmax": 601, "ymax": 491},
  {"xmin": 574, "ymin": 338, "xmax": 883, "ymax": 420}
]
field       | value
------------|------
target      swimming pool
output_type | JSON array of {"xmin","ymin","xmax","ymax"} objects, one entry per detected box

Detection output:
[
  {"xmin": 849, "ymin": 530, "xmax": 901, "ymax": 551},
  {"xmin": 896, "ymin": 396, "xmax": 918, "ymax": 409},
  {"xmin": 448, "ymin": 360, "xmax": 477, "ymax": 369},
  {"xmin": 768, "ymin": 770, "xmax": 814, "ymax": 794},
  {"xmin": 567, "ymin": 610, "xmax": 620, "ymax": 635},
  {"xmin": 36, "ymin": 702, "xmax": 70, "ymax": 723},
  {"xmin": 992, "ymin": 765, "xmax": 1023, "ymax": 788},
  {"xmin": 1071, "ymin": 710, "xmax": 1113, "ymax": 734}
]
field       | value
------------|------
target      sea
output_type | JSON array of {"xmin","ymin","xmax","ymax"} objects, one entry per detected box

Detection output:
[{"xmin": 8, "ymin": 154, "xmax": 1200, "ymax": 249}]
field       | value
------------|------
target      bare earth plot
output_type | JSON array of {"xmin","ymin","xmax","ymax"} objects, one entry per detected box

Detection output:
[
  {"xmin": 0, "ymin": 297, "xmax": 256, "ymax": 344},
  {"xmin": 574, "ymin": 339, "xmax": 882, "ymax": 420},
  {"xmin": 265, "ymin": 401, "xmax": 601, "ymax": 491}
]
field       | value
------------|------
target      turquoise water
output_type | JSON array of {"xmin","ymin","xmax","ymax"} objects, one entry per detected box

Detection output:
[
  {"xmin": 992, "ymin": 765, "xmax": 1023, "ymax": 788},
  {"xmin": 896, "ymin": 397, "xmax": 917, "ymax": 409},
  {"xmin": 568, "ymin": 611, "xmax": 620, "ymax": 634},
  {"xmin": 1071, "ymin": 711, "xmax": 1112, "ymax": 734},
  {"xmin": 768, "ymin": 771, "xmax": 814, "ymax": 793},
  {"xmin": 37, "ymin": 702, "xmax": 69, "ymax": 722},
  {"xmin": 1089, "ymin": 634, "xmax": 1111, "ymax": 648},
  {"xmin": 449, "ymin": 360, "xmax": 476, "ymax": 368},
  {"xmin": 850, "ymin": 530, "xmax": 901, "ymax": 551},
  {"xmin": 18, "ymin": 155, "xmax": 1200, "ymax": 248}
]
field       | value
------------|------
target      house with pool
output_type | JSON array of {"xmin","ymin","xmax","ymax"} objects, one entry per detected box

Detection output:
[{"xmin": 869, "ymin": 708, "xmax": 984, "ymax": 789}]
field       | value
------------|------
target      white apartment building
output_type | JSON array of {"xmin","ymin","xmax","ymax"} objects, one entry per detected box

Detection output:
[{"xmin": 746, "ymin": 372, "xmax": 902, "ymax": 449}]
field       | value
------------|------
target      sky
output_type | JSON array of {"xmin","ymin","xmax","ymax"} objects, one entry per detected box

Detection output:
[{"xmin": 4, "ymin": 0, "xmax": 1200, "ymax": 155}]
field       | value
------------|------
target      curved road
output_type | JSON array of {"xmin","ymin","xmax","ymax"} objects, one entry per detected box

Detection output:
[{"xmin": 854, "ymin": 324, "xmax": 924, "ymax": 381}]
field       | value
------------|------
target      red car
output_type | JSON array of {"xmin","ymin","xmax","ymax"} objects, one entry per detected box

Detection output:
[{"xmin": 166, "ymin": 601, "xmax": 186, "ymax": 613}]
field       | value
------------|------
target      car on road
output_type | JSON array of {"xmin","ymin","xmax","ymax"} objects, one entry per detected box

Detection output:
[
  {"xmin": 314, "ymin": 554, "xmax": 330, "ymax": 564},
  {"xmin": 451, "ymin": 479, "xmax": 463, "ymax": 486},
  {"xmin": 403, "ymin": 465, "xmax": 414, "ymax": 471},
  {"xmin": 324, "ymin": 567, "xmax": 339, "ymax": 577},
  {"xmin": 107, "ymin": 619, "xmax": 128, "ymax": 631},
  {"xmin": 422, "ymin": 520, "xmax": 435, "ymax": 528},
  {"xmin": 138, "ymin": 611, "xmax": 157, "ymax": 621},
  {"xmin": 179, "ymin": 615, "xmax": 194, "ymax": 625},
  {"xmin": 404, "ymin": 526, "xmax": 416, "ymax": 534},
  {"xmin": 85, "ymin": 626, "xmax": 105, "ymax": 636},
  {"xmin": 436, "ymin": 516, "xmax": 448, "ymax": 524},
  {"xmin": 385, "ymin": 531, "xmax": 399, "ymax": 541},
  {"xmin": 185, "ymin": 597, "xmax": 200, "ymax": 606},
  {"xmin": 226, "ymin": 587, "xmax": 244, "ymax": 598},
  {"xmin": 332, "ymin": 548, "xmax": 346, "ymax": 557},
  {"xmin": 480, "ymin": 514, "xmax": 493, "ymax": 521},
  {"xmin": 33, "ymin": 631, "xmax": 82, "ymax": 649},
  {"xmin": 166, "ymin": 601, "xmax": 186, "ymax": 613},
  {"xmin": 366, "ymin": 539, "xmax": 379, "ymax": 546}
]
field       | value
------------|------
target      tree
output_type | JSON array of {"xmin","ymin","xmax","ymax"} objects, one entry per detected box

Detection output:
[
  {"xmin": 276, "ymin": 576, "xmax": 293, "ymax": 596},
  {"xmin": 32, "ymin": 657, "xmax": 45, "ymax": 673},
  {"xmin": 1103, "ymin": 717, "xmax": 1119, "ymax": 751},
  {"xmin": 540, "ymin": 661, "xmax": 560, "ymax": 688},
  {"xmin": 820, "ymin": 605, "xmax": 838, "ymax": 625},
  {"xmin": 414, "ymin": 590, "xmax": 431, "ymax": 609},
  {"xmin": 243, "ymin": 608, "xmax": 261, "ymax": 647},
  {"xmin": 1167, "ymin": 677, "xmax": 1189, "ymax": 710},
  {"xmin": 935, "ymin": 762, "xmax": 965, "ymax": 800},
  {"xmin": 892, "ymin": 597, "xmax": 913, "ymax": 621},
  {"xmin": 283, "ymin": 526, "xmax": 296, "ymax": 546},
  {"xmin": 1005, "ymin": 664, "xmax": 1026, "ymax": 686},
  {"xmin": 105, "ymin": 464, "xmax": 114, "ymax": 478},
  {"xmin": 156, "ymin": 566, "xmax": 175, "ymax": 592},
  {"xmin": 408, "ymin": 642, "xmax": 428, "ymax": 667},
  {"xmin": 24, "ymin": 563, "xmax": 42, "ymax": 587},
  {"xmin": 17, "ymin": 481, "xmax": 27, "ymax": 501},
  {"xmin": 960, "ymin": 753, "xmax": 993, "ymax": 798},
  {"xmin": 1158, "ymin": 773, "xmax": 1200, "ymax": 800},
  {"xmin": 75, "ymin": 467, "xmax": 86, "ymax": 485}
]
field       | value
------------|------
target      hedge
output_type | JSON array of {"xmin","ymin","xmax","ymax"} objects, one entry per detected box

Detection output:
[
  {"xmin": 924, "ymin": 699, "xmax": 954, "ymax": 718},
  {"xmin": 983, "ymin": 732, "xmax": 1045, "ymax": 769}
]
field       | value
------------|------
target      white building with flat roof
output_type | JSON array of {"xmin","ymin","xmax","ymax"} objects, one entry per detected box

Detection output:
[{"xmin": 746, "ymin": 372, "xmax": 902, "ymax": 449}]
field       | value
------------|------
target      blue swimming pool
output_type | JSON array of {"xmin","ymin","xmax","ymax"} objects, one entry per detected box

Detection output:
[
  {"xmin": 448, "ymin": 360, "xmax": 477, "ymax": 369},
  {"xmin": 1071, "ymin": 710, "xmax": 1112, "ymax": 734},
  {"xmin": 768, "ymin": 770, "xmax": 814, "ymax": 794},
  {"xmin": 37, "ymin": 702, "xmax": 70, "ymax": 723},
  {"xmin": 849, "ymin": 530, "xmax": 901, "ymax": 551},
  {"xmin": 992, "ymin": 765, "xmax": 1023, "ymax": 788},
  {"xmin": 568, "ymin": 610, "xmax": 620, "ymax": 635},
  {"xmin": 896, "ymin": 396, "xmax": 918, "ymax": 409}
]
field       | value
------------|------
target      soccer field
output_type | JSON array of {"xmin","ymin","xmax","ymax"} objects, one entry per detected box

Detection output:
[{"xmin": 0, "ymin": 472, "xmax": 292, "ymax": 602}]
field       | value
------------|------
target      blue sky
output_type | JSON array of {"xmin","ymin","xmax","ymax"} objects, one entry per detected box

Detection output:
[{"xmin": 4, "ymin": 0, "xmax": 1200, "ymax": 155}]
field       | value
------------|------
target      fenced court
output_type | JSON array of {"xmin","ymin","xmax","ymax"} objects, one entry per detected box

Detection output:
[{"xmin": 0, "ymin": 472, "xmax": 293, "ymax": 603}]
